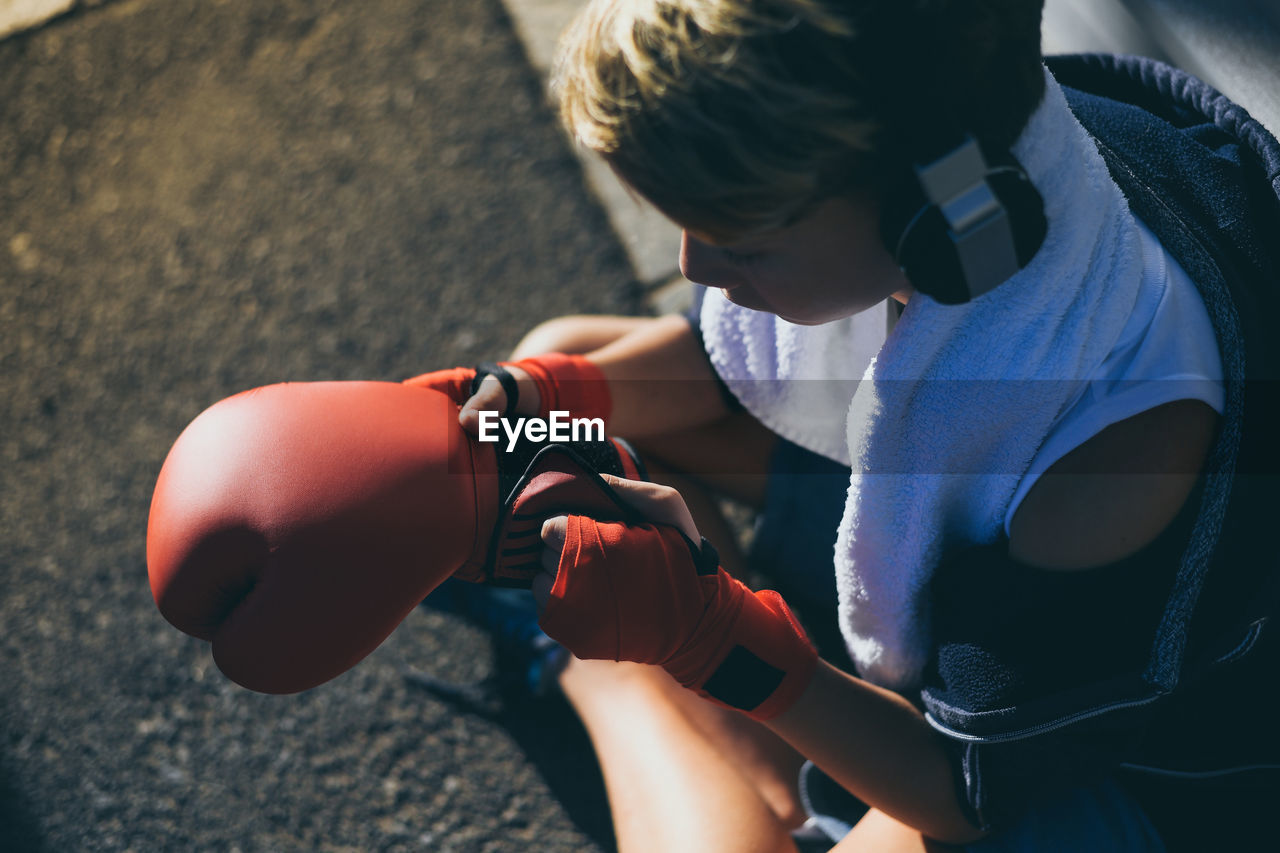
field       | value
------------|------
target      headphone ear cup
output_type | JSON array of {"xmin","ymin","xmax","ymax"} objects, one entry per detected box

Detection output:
[
  {"xmin": 880, "ymin": 155, "xmax": 1048, "ymax": 305},
  {"xmin": 892, "ymin": 204, "xmax": 970, "ymax": 305},
  {"xmin": 987, "ymin": 166, "xmax": 1048, "ymax": 270}
]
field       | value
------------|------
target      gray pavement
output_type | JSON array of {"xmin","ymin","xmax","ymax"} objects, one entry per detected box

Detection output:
[
  {"xmin": 500, "ymin": 0, "xmax": 681, "ymax": 286},
  {"xmin": 1, "ymin": 1, "xmax": 637, "ymax": 850}
]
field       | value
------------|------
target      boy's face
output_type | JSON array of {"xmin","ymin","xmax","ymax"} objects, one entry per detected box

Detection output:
[{"xmin": 679, "ymin": 194, "xmax": 913, "ymax": 325}]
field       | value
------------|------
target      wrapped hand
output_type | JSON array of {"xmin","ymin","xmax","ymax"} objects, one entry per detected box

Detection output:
[{"xmin": 537, "ymin": 477, "xmax": 817, "ymax": 721}]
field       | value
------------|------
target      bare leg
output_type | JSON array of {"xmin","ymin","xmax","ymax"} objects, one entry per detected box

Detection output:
[
  {"xmin": 560, "ymin": 658, "xmax": 800, "ymax": 853},
  {"xmin": 565, "ymin": 656, "xmax": 952, "ymax": 853},
  {"xmin": 631, "ymin": 657, "xmax": 810, "ymax": 829},
  {"xmin": 832, "ymin": 809, "xmax": 959, "ymax": 853}
]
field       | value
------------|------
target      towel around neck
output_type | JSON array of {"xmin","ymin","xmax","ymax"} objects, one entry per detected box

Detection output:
[{"xmin": 699, "ymin": 67, "xmax": 1145, "ymax": 689}]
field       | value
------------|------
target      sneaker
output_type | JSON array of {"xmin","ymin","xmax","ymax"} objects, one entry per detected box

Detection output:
[
  {"xmin": 795, "ymin": 760, "xmax": 869, "ymax": 843},
  {"xmin": 416, "ymin": 579, "xmax": 569, "ymax": 700}
]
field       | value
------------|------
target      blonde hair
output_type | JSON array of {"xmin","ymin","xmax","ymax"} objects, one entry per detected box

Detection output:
[{"xmin": 554, "ymin": 0, "xmax": 1045, "ymax": 241}]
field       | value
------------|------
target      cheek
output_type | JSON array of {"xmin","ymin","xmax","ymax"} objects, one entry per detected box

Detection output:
[
  {"xmin": 772, "ymin": 254, "xmax": 850, "ymax": 304},
  {"xmin": 768, "ymin": 257, "xmax": 878, "ymax": 323}
]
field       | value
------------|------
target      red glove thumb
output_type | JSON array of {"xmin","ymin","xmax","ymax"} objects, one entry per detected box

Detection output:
[
  {"xmin": 539, "ymin": 519, "xmax": 817, "ymax": 721},
  {"xmin": 402, "ymin": 365, "xmax": 476, "ymax": 405}
]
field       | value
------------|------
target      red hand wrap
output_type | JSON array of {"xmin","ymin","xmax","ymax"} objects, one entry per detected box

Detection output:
[
  {"xmin": 506, "ymin": 353, "xmax": 611, "ymax": 425},
  {"xmin": 539, "ymin": 518, "xmax": 818, "ymax": 721}
]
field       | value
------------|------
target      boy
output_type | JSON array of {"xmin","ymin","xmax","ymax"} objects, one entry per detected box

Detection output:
[{"xmin": 421, "ymin": 0, "xmax": 1275, "ymax": 849}]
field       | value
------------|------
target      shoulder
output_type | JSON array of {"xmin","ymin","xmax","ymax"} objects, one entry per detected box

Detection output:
[{"xmin": 1007, "ymin": 399, "xmax": 1220, "ymax": 570}]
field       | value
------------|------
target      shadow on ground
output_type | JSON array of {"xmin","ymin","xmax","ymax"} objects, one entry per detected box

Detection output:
[{"xmin": 1, "ymin": 0, "xmax": 639, "ymax": 849}]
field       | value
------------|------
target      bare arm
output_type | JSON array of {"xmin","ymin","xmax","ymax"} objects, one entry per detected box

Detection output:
[
  {"xmin": 766, "ymin": 660, "xmax": 985, "ymax": 845},
  {"xmin": 461, "ymin": 314, "xmax": 733, "ymax": 438},
  {"xmin": 1008, "ymin": 399, "xmax": 1220, "ymax": 569},
  {"xmin": 537, "ymin": 476, "xmax": 986, "ymax": 845},
  {"xmin": 583, "ymin": 314, "xmax": 731, "ymax": 437}
]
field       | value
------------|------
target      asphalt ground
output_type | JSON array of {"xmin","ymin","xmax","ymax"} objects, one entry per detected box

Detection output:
[{"xmin": 0, "ymin": 1, "xmax": 642, "ymax": 850}]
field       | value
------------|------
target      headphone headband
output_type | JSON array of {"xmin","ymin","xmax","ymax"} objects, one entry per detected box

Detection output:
[{"xmin": 911, "ymin": 136, "xmax": 1024, "ymax": 299}]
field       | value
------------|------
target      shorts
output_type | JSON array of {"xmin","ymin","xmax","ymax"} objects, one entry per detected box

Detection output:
[
  {"xmin": 747, "ymin": 436, "xmax": 852, "ymax": 668},
  {"xmin": 799, "ymin": 761, "xmax": 1166, "ymax": 852}
]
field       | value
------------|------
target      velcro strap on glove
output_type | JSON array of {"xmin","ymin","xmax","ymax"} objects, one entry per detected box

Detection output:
[
  {"xmin": 539, "ymin": 518, "xmax": 818, "ymax": 721},
  {"xmin": 505, "ymin": 353, "xmax": 611, "ymax": 425},
  {"xmin": 477, "ymin": 444, "xmax": 644, "ymax": 587}
]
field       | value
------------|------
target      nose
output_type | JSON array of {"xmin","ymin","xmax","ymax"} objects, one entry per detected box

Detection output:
[{"xmin": 679, "ymin": 231, "xmax": 735, "ymax": 288}]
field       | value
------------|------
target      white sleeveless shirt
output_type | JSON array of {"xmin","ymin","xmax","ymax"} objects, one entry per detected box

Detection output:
[
  {"xmin": 1003, "ymin": 218, "xmax": 1224, "ymax": 536},
  {"xmin": 698, "ymin": 69, "xmax": 1225, "ymax": 687}
]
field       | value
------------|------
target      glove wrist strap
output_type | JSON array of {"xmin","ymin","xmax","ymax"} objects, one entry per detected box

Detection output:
[{"xmin": 667, "ymin": 580, "xmax": 818, "ymax": 722}]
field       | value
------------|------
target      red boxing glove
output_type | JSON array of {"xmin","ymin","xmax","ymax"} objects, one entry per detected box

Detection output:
[
  {"xmin": 147, "ymin": 381, "xmax": 643, "ymax": 693},
  {"xmin": 146, "ymin": 381, "xmax": 501, "ymax": 694},
  {"xmin": 538, "ymin": 519, "xmax": 818, "ymax": 721},
  {"xmin": 483, "ymin": 444, "xmax": 643, "ymax": 587},
  {"xmin": 403, "ymin": 353, "xmax": 611, "ymax": 425},
  {"xmin": 402, "ymin": 365, "xmax": 476, "ymax": 405}
]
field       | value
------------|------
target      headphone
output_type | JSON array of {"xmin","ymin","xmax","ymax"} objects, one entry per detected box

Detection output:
[
  {"xmin": 879, "ymin": 137, "xmax": 1047, "ymax": 305},
  {"xmin": 871, "ymin": 3, "xmax": 1048, "ymax": 306}
]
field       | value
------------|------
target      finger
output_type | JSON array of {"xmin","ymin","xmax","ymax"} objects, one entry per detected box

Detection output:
[
  {"xmin": 541, "ymin": 515, "xmax": 568, "ymax": 550},
  {"xmin": 531, "ymin": 570, "xmax": 555, "ymax": 612},
  {"xmin": 462, "ymin": 374, "xmax": 510, "ymax": 414},
  {"xmin": 541, "ymin": 516, "xmax": 567, "ymax": 576},
  {"xmin": 597, "ymin": 474, "xmax": 701, "ymax": 543},
  {"xmin": 541, "ymin": 545, "xmax": 561, "ymax": 576},
  {"xmin": 457, "ymin": 375, "xmax": 510, "ymax": 432},
  {"xmin": 539, "ymin": 516, "xmax": 568, "ymax": 594}
]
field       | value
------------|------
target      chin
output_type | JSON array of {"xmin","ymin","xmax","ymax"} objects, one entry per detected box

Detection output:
[
  {"xmin": 775, "ymin": 306, "xmax": 857, "ymax": 326},
  {"xmin": 776, "ymin": 313, "xmax": 842, "ymax": 326},
  {"xmin": 722, "ymin": 287, "xmax": 771, "ymax": 314}
]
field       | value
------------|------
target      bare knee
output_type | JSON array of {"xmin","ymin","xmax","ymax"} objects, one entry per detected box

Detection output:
[
  {"xmin": 560, "ymin": 657, "xmax": 809, "ymax": 831},
  {"xmin": 509, "ymin": 314, "xmax": 654, "ymax": 359}
]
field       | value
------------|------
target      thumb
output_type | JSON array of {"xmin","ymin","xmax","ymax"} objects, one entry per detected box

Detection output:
[
  {"xmin": 457, "ymin": 374, "xmax": 510, "ymax": 432},
  {"xmin": 597, "ymin": 474, "xmax": 701, "ymax": 544},
  {"xmin": 533, "ymin": 515, "xmax": 569, "ymax": 612}
]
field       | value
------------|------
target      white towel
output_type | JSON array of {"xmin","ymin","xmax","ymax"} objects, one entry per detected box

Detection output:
[
  {"xmin": 700, "ymin": 68, "xmax": 1145, "ymax": 689},
  {"xmin": 699, "ymin": 293, "xmax": 884, "ymax": 465}
]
